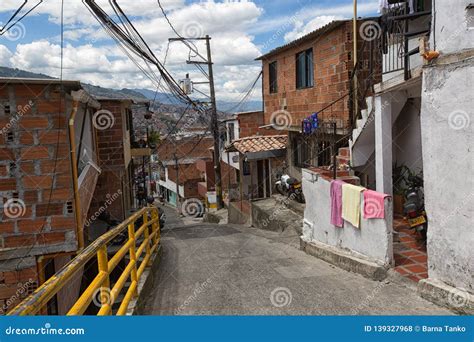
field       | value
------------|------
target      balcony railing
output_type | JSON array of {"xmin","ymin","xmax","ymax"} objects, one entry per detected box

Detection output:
[{"xmin": 380, "ymin": 0, "xmax": 432, "ymax": 80}]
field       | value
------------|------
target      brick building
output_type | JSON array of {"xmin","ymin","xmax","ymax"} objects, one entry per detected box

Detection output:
[
  {"xmin": 157, "ymin": 135, "xmax": 214, "ymax": 208},
  {"xmin": 86, "ymin": 98, "xmax": 135, "ymax": 228},
  {"xmin": 256, "ymin": 19, "xmax": 380, "ymax": 180},
  {"xmin": 0, "ymin": 78, "xmax": 101, "ymax": 314}
]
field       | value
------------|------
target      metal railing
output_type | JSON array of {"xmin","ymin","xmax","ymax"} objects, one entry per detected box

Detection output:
[{"xmin": 8, "ymin": 206, "xmax": 160, "ymax": 316}]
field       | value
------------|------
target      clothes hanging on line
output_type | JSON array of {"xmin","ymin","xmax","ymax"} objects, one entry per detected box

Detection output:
[
  {"xmin": 330, "ymin": 179, "xmax": 345, "ymax": 228},
  {"xmin": 342, "ymin": 183, "xmax": 365, "ymax": 228},
  {"xmin": 363, "ymin": 189, "xmax": 390, "ymax": 219}
]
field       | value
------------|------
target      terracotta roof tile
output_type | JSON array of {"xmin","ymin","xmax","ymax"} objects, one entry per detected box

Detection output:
[{"xmin": 229, "ymin": 135, "xmax": 287, "ymax": 154}]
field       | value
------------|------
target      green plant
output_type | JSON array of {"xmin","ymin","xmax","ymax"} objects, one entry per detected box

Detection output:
[
  {"xmin": 148, "ymin": 129, "xmax": 160, "ymax": 145},
  {"xmin": 392, "ymin": 162, "xmax": 409, "ymax": 196}
]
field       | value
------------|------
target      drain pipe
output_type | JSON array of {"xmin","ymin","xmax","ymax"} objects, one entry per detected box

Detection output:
[{"xmin": 68, "ymin": 100, "xmax": 84, "ymax": 250}]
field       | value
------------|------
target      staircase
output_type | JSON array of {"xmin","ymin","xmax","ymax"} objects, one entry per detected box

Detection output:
[
  {"xmin": 349, "ymin": 92, "xmax": 408, "ymax": 168},
  {"xmin": 309, "ymin": 147, "xmax": 360, "ymax": 185}
]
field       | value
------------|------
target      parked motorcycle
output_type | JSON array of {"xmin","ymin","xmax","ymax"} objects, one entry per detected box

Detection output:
[
  {"xmin": 275, "ymin": 172, "xmax": 305, "ymax": 203},
  {"xmin": 403, "ymin": 173, "xmax": 427, "ymax": 239}
]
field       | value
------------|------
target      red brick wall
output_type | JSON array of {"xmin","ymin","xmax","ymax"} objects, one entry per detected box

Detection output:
[
  {"xmin": 88, "ymin": 100, "xmax": 128, "ymax": 222},
  {"xmin": 0, "ymin": 265, "xmax": 38, "ymax": 315},
  {"xmin": 261, "ymin": 21, "xmax": 377, "ymax": 130},
  {"xmin": 0, "ymin": 83, "xmax": 77, "ymax": 248},
  {"xmin": 238, "ymin": 111, "xmax": 264, "ymax": 137},
  {"xmin": 0, "ymin": 82, "xmax": 79, "ymax": 312}
]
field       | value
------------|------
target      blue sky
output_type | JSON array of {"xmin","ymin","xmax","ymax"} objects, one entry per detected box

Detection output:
[{"xmin": 0, "ymin": 0, "xmax": 379, "ymax": 101}]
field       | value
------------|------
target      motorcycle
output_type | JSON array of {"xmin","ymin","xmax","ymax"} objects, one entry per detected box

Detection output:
[
  {"xmin": 403, "ymin": 173, "xmax": 427, "ymax": 239},
  {"xmin": 275, "ymin": 172, "xmax": 305, "ymax": 203}
]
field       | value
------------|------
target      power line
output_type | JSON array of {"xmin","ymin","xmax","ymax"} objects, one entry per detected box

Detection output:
[
  {"xmin": 223, "ymin": 71, "xmax": 262, "ymax": 113},
  {"xmin": 0, "ymin": 0, "xmax": 43, "ymax": 35},
  {"xmin": 156, "ymin": 0, "xmax": 200, "ymax": 59}
]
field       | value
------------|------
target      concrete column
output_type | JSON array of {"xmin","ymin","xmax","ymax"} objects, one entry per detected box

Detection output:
[{"xmin": 374, "ymin": 93, "xmax": 393, "ymax": 196}]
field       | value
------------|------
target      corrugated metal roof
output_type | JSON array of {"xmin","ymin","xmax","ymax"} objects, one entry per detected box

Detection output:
[
  {"xmin": 0, "ymin": 77, "xmax": 81, "ymax": 86},
  {"xmin": 255, "ymin": 19, "xmax": 349, "ymax": 61},
  {"xmin": 228, "ymin": 135, "xmax": 287, "ymax": 154}
]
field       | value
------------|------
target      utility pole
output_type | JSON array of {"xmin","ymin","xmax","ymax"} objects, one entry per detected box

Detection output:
[
  {"xmin": 205, "ymin": 35, "xmax": 223, "ymax": 209},
  {"xmin": 169, "ymin": 35, "xmax": 223, "ymax": 209}
]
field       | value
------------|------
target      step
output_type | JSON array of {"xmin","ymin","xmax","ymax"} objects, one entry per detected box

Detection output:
[
  {"xmin": 361, "ymin": 108, "xmax": 368, "ymax": 121},
  {"xmin": 365, "ymin": 96, "xmax": 374, "ymax": 115}
]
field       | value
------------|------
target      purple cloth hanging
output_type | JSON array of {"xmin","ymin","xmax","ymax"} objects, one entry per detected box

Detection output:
[{"xmin": 330, "ymin": 179, "xmax": 345, "ymax": 227}]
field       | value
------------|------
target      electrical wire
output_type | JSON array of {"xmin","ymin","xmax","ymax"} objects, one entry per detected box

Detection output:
[
  {"xmin": 0, "ymin": 0, "xmax": 43, "ymax": 35},
  {"xmin": 156, "ymin": 0, "xmax": 201, "ymax": 59},
  {"xmin": 223, "ymin": 71, "xmax": 262, "ymax": 113}
]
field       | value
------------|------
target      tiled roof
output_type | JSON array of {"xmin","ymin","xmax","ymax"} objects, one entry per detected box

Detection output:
[{"xmin": 229, "ymin": 135, "xmax": 287, "ymax": 154}]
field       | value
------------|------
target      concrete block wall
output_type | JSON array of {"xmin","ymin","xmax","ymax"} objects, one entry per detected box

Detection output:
[{"xmin": 301, "ymin": 168, "xmax": 393, "ymax": 265}]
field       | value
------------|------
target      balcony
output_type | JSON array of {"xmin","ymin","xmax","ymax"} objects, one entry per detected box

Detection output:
[{"xmin": 379, "ymin": 0, "xmax": 432, "ymax": 81}]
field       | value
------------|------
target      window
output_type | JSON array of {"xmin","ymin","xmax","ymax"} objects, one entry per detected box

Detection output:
[
  {"xmin": 269, "ymin": 61, "xmax": 278, "ymax": 93},
  {"xmin": 228, "ymin": 122, "xmax": 235, "ymax": 143},
  {"xmin": 296, "ymin": 48, "xmax": 314, "ymax": 89},
  {"xmin": 291, "ymin": 136, "xmax": 310, "ymax": 168}
]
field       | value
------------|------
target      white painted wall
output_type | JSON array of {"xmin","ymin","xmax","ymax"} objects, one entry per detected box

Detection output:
[
  {"xmin": 420, "ymin": 58, "xmax": 474, "ymax": 293},
  {"xmin": 393, "ymin": 98, "xmax": 424, "ymax": 172},
  {"xmin": 431, "ymin": 0, "xmax": 474, "ymax": 54},
  {"xmin": 159, "ymin": 167, "xmax": 185, "ymax": 197},
  {"xmin": 302, "ymin": 168, "xmax": 393, "ymax": 265}
]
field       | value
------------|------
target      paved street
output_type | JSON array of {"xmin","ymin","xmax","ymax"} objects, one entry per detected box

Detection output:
[{"xmin": 143, "ymin": 205, "xmax": 452, "ymax": 315}]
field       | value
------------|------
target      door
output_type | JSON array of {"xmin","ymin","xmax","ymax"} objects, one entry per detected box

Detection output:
[{"xmin": 257, "ymin": 160, "xmax": 264, "ymax": 198}]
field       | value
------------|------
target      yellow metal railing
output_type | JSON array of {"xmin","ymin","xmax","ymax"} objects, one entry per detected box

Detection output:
[{"xmin": 8, "ymin": 206, "xmax": 161, "ymax": 316}]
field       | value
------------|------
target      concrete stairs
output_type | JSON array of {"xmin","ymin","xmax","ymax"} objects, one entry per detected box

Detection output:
[
  {"xmin": 349, "ymin": 96, "xmax": 376, "ymax": 167},
  {"xmin": 309, "ymin": 147, "xmax": 360, "ymax": 185},
  {"xmin": 349, "ymin": 92, "xmax": 408, "ymax": 167},
  {"xmin": 251, "ymin": 197, "xmax": 303, "ymax": 236}
]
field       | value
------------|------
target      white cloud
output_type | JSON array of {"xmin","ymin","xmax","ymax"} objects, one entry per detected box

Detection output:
[
  {"xmin": 0, "ymin": 45, "xmax": 13, "ymax": 67},
  {"xmin": 284, "ymin": 15, "xmax": 343, "ymax": 42}
]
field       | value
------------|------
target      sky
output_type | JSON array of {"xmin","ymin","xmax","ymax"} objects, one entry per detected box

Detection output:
[{"xmin": 0, "ymin": 0, "xmax": 379, "ymax": 102}]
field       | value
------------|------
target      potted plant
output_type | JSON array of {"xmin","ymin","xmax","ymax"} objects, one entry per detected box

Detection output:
[{"xmin": 392, "ymin": 162, "xmax": 408, "ymax": 215}]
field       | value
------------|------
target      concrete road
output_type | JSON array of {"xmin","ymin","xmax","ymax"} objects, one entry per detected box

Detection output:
[{"xmin": 143, "ymin": 205, "xmax": 452, "ymax": 315}]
